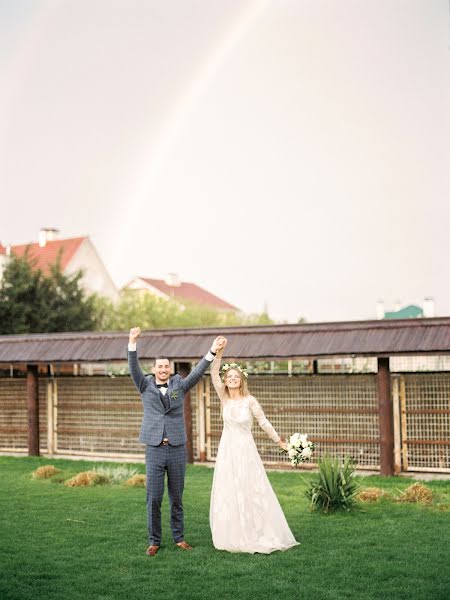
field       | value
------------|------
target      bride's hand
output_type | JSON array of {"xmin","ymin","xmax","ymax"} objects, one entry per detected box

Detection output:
[
  {"xmin": 212, "ymin": 335, "xmax": 227, "ymax": 352},
  {"xmin": 278, "ymin": 440, "xmax": 288, "ymax": 451}
]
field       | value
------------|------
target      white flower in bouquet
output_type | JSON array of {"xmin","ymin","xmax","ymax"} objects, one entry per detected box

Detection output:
[
  {"xmin": 301, "ymin": 446, "xmax": 312, "ymax": 459},
  {"xmin": 282, "ymin": 432, "xmax": 315, "ymax": 466}
]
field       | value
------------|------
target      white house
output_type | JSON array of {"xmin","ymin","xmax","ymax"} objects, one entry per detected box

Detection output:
[
  {"xmin": 0, "ymin": 228, "xmax": 118, "ymax": 301},
  {"xmin": 122, "ymin": 274, "xmax": 237, "ymax": 311}
]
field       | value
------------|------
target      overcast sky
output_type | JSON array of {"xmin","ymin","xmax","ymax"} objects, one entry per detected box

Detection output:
[{"xmin": 1, "ymin": 0, "xmax": 449, "ymax": 323}]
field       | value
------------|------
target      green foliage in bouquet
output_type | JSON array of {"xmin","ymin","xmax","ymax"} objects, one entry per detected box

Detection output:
[{"xmin": 306, "ymin": 455, "xmax": 359, "ymax": 513}]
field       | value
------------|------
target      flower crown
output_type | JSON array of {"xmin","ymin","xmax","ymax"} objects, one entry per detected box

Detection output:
[{"xmin": 220, "ymin": 362, "xmax": 248, "ymax": 380}]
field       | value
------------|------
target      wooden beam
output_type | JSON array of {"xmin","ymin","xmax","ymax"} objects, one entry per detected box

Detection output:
[
  {"xmin": 208, "ymin": 431, "xmax": 379, "ymax": 443},
  {"xmin": 377, "ymin": 357, "xmax": 394, "ymax": 475},
  {"xmin": 26, "ymin": 364, "xmax": 40, "ymax": 456},
  {"xmin": 176, "ymin": 362, "xmax": 194, "ymax": 464},
  {"xmin": 270, "ymin": 407, "xmax": 378, "ymax": 414}
]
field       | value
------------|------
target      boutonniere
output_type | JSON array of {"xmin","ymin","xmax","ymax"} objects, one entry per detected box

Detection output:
[{"xmin": 170, "ymin": 391, "xmax": 178, "ymax": 401}]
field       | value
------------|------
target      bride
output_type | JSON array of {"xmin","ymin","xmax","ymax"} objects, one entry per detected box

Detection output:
[{"xmin": 209, "ymin": 337, "xmax": 299, "ymax": 554}]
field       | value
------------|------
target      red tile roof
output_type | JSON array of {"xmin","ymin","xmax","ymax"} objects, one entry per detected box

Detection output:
[
  {"xmin": 0, "ymin": 244, "xmax": 6, "ymax": 255},
  {"xmin": 138, "ymin": 277, "xmax": 237, "ymax": 311},
  {"xmin": 11, "ymin": 237, "xmax": 86, "ymax": 274}
]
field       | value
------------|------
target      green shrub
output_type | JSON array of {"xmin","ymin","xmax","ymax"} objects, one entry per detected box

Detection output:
[{"xmin": 306, "ymin": 455, "xmax": 359, "ymax": 513}]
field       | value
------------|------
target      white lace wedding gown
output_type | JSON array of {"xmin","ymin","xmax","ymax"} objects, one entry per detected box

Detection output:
[{"xmin": 209, "ymin": 355, "xmax": 299, "ymax": 554}]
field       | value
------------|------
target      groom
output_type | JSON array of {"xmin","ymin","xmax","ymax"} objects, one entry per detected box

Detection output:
[{"xmin": 128, "ymin": 327, "xmax": 225, "ymax": 556}]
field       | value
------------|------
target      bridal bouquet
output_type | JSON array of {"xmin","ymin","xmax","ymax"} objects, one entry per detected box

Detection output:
[{"xmin": 283, "ymin": 433, "xmax": 314, "ymax": 466}]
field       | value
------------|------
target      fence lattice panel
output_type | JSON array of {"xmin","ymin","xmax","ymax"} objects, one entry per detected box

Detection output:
[
  {"xmin": 403, "ymin": 374, "xmax": 450, "ymax": 470},
  {"xmin": 55, "ymin": 377, "xmax": 143, "ymax": 455},
  {"xmin": 207, "ymin": 374, "xmax": 380, "ymax": 469},
  {"xmin": 0, "ymin": 379, "xmax": 47, "ymax": 451}
]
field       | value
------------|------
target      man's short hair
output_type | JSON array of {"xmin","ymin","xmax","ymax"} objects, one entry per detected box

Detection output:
[{"xmin": 154, "ymin": 356, "xmax": 170, "ymax": 365}]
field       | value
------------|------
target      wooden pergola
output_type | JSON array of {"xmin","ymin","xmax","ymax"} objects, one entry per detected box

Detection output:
[{"xmin": 1, "ymin": 317, "xmax": 449, "ymax": 475}]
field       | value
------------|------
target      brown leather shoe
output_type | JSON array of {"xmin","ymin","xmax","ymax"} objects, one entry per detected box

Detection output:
[
  {"xmin": 146, "ymin": 545, "xmax": 160, "ymax": 556},
  {"xmin": 176, "ymin": 541, "xmax": 193, "ymax": 550}
]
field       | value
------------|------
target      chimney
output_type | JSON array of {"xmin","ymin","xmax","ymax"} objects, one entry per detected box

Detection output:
[
  {"xmin": 376, "ymin": 300, "xmax": 384, "ymax": 320},
  {"xmin": 39, "ymin": 227, "xmax": 59, "ymax": 247},
  {"xmin": 423, "ymin": 297, "xmax": 435, "ymax": 318},
  {"xmin": 165, "ymin": 273, "xmax": 181, "ymax": 287}
]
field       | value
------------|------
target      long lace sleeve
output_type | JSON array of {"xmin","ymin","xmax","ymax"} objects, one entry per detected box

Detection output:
[
  {"xmin": 211, "ymin": 349, "xmax": 226, "ymax": 403},
  {"xmin": 249, "ymin": 396, "xmax": 280, "ymax": 443}
]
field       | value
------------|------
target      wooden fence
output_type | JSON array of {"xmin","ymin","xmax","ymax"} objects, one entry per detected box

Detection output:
[{"xmin": 1, "ymin": 370, "xmax": 449, "ymax": 472}]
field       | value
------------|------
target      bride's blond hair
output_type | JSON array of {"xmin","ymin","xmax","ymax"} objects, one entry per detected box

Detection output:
[{"xmin": 223, "ymin": 368, "xmax": 249, "ymax": 398}]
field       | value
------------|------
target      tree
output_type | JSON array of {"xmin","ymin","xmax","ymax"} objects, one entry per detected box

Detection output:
[
  {"xmin": 94, "ymin": 291, "xmax": 274, "ymax": 331},
  {"xmin": 0, "ymin": 249, "xmax": 97, "ymax": 334}
]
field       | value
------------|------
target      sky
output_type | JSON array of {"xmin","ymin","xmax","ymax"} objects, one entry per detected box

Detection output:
[{"xmin": 1, "ymin": 0, "xmax": 449, "ymax": 323}]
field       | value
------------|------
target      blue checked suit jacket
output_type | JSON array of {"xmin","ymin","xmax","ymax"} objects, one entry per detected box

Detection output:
[{"xmin": 128, "ymin": 350, "xmax": 211, "ymax": 446}]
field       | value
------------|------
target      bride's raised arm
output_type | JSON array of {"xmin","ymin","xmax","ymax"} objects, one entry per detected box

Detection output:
[{"xmin": 211, "ymin": 347, "xmax": 226, "ymax": 403}]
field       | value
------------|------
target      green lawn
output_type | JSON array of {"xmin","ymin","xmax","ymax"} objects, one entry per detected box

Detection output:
[{"xmin": 0, "ymin": 456, "xmax": 449, "ymax": 600}]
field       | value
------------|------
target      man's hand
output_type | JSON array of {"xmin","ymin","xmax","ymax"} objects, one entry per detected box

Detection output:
[
  {"xmin": 129, "ymin": 327, "xmax": 141, "ymax": 344},
  {"xmin": 211, "ymin": 335, "xmax": 227, "ymax": 353}
]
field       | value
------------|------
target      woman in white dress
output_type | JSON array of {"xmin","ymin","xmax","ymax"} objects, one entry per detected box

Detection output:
[{"xmin": 209, "ymin": 337, "xmax": 299, "ymax": 554}]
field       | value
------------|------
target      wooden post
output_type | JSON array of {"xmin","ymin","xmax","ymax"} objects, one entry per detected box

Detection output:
[
  {"xmin": 377, "ymin": 357, "xmax": 394, "ymax": 475},
  {"xmin": 26, "ymin": 364, "xmax": 40, "ymax": 456},
  {"xmin": 176, "ymin": 362, "xmax": 194, "ymax": 464},
  {"xmin": 46, "ymin": 380, "xmax": 54, "ymax": 455},
  {"xmin": 205, "ymin": 378, "xmax": 211, "ymax": 461},
  {"xmin": 392, "ymin": 376, "xmax": 401, "ymax": 474},
  {"xmin": 400, "ymin": 376, "xmax": 408, "ymax": 471},
  {"xmin": 198, "ymin": 381, "xmax": 206, "ymax": 462},
  {"xmin": 46, "ymin": 376, "xmax": 58, "ymax": 455},
  {"xmin": 53, "ymin": 378, "xmax": 58, "ymax": 454}
]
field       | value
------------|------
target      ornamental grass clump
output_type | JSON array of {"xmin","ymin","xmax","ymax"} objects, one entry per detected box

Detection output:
[
  {"xmin": 397, "ymin": 482, "xmax": 433, "ymax": 505},
  {"xmin": 93, "ymin": 465, "xmax": 139, "ymax": 484},
  {"xmin": 306, "ymin": 455, "xmax": 359, "ymax": 513},
  {"xmin": 32, "ymin": 465, "xmax": 61, "ymax": 479},
  {"xmin": 64, "ymin": 471, "xmax": 109, "ymax": 487},
  {"xmin": 357, "ymin": 487, "xmax": 388, "ymax": 503},
  {"xmin": 124, "ymin": 474, "xmax": 146, "ymax": 487}
]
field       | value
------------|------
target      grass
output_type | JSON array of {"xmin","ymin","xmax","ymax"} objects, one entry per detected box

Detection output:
[{"xmin": 0, "ymin": 456, "xmax": 449, "ymax": 600}]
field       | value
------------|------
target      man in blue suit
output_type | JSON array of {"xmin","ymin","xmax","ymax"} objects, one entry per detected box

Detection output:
[{"xmin": 128, "ymin": 326, "xmax": 225, "ymax": 556}]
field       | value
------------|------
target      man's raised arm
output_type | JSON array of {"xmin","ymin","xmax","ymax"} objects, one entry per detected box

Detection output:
[
  {"xmin": 180, "ymin": 336, "xmax": 226, "ymax": 392},
  {"xmin": 127, "ymin": 327, "xmax": 148, "ymax": 393}
]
